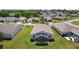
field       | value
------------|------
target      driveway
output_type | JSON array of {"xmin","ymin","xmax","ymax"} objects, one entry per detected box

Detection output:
[
  {"xmin": 63, "ymin": 18, "xmax": 79, "ymax": 29},
  {"xmin": 64, "ymin": 18, "xmax": 79, "ymax": 24}
]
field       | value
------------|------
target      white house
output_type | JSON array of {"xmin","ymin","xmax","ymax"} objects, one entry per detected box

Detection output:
[{"xmin": 0, "ymin": 24, "xmax": 23, "ymax": 39}]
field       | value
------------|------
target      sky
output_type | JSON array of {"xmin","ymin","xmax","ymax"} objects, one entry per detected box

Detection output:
[{"xmin": 0, "ymin": 0, "xmax": 79, "ymax": 10}]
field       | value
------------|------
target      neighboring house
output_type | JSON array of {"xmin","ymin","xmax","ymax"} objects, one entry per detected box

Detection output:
[
  {"xmin": 71, "ymin": 29, "xmax": 79, "ymax": 42},
  {"xmin": 44, "ymin": 16, "xmax": 52, "ymax": 22},
  {"xmin": 32, "ymin": 17, "xmax": 39, "ymax": 22},
  {"xmin": 18, "ymin": 17, "xmax": 26, "ymax": 22},
  {"xmin": 53, "ymin": 23, "xmax": 72, "ymax": 36},
  {"xmin": 53, "ymin": 16, "xmax": 67, "ymax": 20},
  {"xmin": 0, "ymin": 24, "xmax": 23, "ymax": 39},
  {"xmin": 53, "ymin": 23, "xmax": 79, "ymax": 42},
  {"xmin": 77, "ymin": 13, "xmax": 79, "ymax": 15},
  {"xmin": 69, "ymin": 14, "xmax": 78, "ymax": 17},
  {"xmin": 0, "ymin": 17, "xmax": 6, "ymax": 22},
  {"xmin": 53, "ymin": 12, "xmax": 67, "ymax": 20},
  {"xmin": 49, "ymin": 13, "xmax": 55, "ymax": 17},
  {"xmin": 27, "ymin": 18, "xmax": 33, "ymax": 23},
  {"xmin": 27, "ymin": 17, "xmax": 39, "ymax": 23},
  {"xmin": 31, "ymin": 24, "xmax": 54, "ymax": 43},
  {"xmin": 5, "ymin": 17, "xmax": 17, "ymax": 22},
  {"xmin": 42, "ymin": 14, "xmax": 52, "ymax": 22},
  {"xmin": 0, "ymin": 17, "xmax": 17, "ymax": 22},
  {"xmin": 54, "ymin": 12, "xmax": 66, "ymax": 17}
]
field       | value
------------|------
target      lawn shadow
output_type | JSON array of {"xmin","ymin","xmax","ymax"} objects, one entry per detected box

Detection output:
[
  {"xmin": 0, "ymin": 39, "xmax": 3, "ymax": 42},
  {"xmin": 0, "ymin": 45, "xmax": 3, "ymax": 49},
  {"xmin": 35, "ymin": 42, "xmax": 48, "ymax": 46}
]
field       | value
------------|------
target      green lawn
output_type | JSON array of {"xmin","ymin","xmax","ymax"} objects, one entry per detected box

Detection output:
[
  {"xmin": 32, "ymin": 21, "xmax": 42, "ymax": 24},
  {"xmin": 52, "ymin": 16, "xmax": 79, "ymax": 23},
  {"xmin": 72, "ymin": 21, "xmax": 79, "ymax": 26},
  {"xmin": 1, "ymin": 26, "xmax": 79, "ymax": 49},
  {"xmin": 52, "ymin": 19, "xmax": 67, "ymax": 23},
  {"xmin": 67, "ymin": 16, "xmax": 79, "ymax": 20}
]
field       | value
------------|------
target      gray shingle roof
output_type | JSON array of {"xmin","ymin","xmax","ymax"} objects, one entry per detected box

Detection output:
[
  {"xmin": 0, "ymin": 24, "xmax": 21, "ymax": 34},
  {"xmin": 54, "ymin": 22, "xmax": 79, "ymax": 36},
  {"xmin": 53, "ymin": 23, "xmax": 72, "ymax": 32},
  {"xmin": 18, "ymin": 17, "xmax": 26, "ymax": 21},
  {"xmin": 71, "ymin": 29, "xmax": 79, "ymax": 36},
  {"xmin": 31, "ymin": 24, "xmax": 53, "ymax": 35}
]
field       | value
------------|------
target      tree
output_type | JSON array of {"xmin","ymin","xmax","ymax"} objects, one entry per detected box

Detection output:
[{"xmin": 0, "ymin": 11, "xmax": 9, "ymax": 17}]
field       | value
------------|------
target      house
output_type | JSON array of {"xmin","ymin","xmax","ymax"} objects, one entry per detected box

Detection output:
[
  {"xmin": 18, "ymin": 17, "xmax": 26, "ymax": 22},
  {"xmin": 27, "ymin": 18, "xmax": 33, "ymax": 23},
  {"xmin": 53, "ymin": 12, "xmax": 67, "ymax": 20},
  {"xmin": 31, "ymin": 24, "xmax": 54, "ymax": 43},
  {"xmin": 53, "ymin": 16, "xmax": 67, "ymax": 20},
  {"xmin": 5, "ymin": 17, "xmax": 17, "ymax": 22},
  {"xmin": 42, "ymin": 14, "xmax": 52, "ymax": 22},
  {"xmin": 32, "ymin": 17, "xmax": 39, "ymax": 22},
  {"xmin": 71, "ymin": 29, "xmax": 79, "ymax": 42},
  {"xmin": 66, "ymin": 23, "xmax": 79, "ymax": 42},
  {"xmin": 56, "ymin": 12, "xmax": 66, "ymax": 17},
  {"xmin": 44, "ymin": 16, "xmax": 52, "ymax": 22},
  {"xmin": 0, "ymin": 17, "xmax": 6, "ymax": 22},
  {"xmin": 53, "ymin": 23, "xmax": 72, "ymax": 36},
  {"xmin": 69, "ymin": 14, "xmax": 78, "ymax": 17},
  {"xmin": 49, "ymin": 13, "xmax": 55, "ymax": 17},
  {"xmin": 0, "ymin": 24, "xmax": 23, "ymax": 39},
  {"xmin": 53, "ymin": 23, "xmax": 79, "ymax": 42}
]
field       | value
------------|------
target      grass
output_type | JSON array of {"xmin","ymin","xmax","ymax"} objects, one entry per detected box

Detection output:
[
  {"xmin": 52, "ymin": 19, "xmax": 67, "ymax": 23},
  {"xmin": 52, "ymin": 16, "xmax": 79, "ymax": 23},
  {"xmin": 72, "ymin": 21, "xmax": 79, "ymax": 26},
  {"xmin": 0, "ymin": 26, "xmax": 33, "ymax": 49},
  {"xmin": 67, "ymin": 16, "xmax": 79, "ymax": 20},
  {"xmin": 1, "ymin": 26, "xmax": 79, "ymax": 49},
  {"xmin": 32, "ymin": 21, "xmax": 42, "ymax": 24}
]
